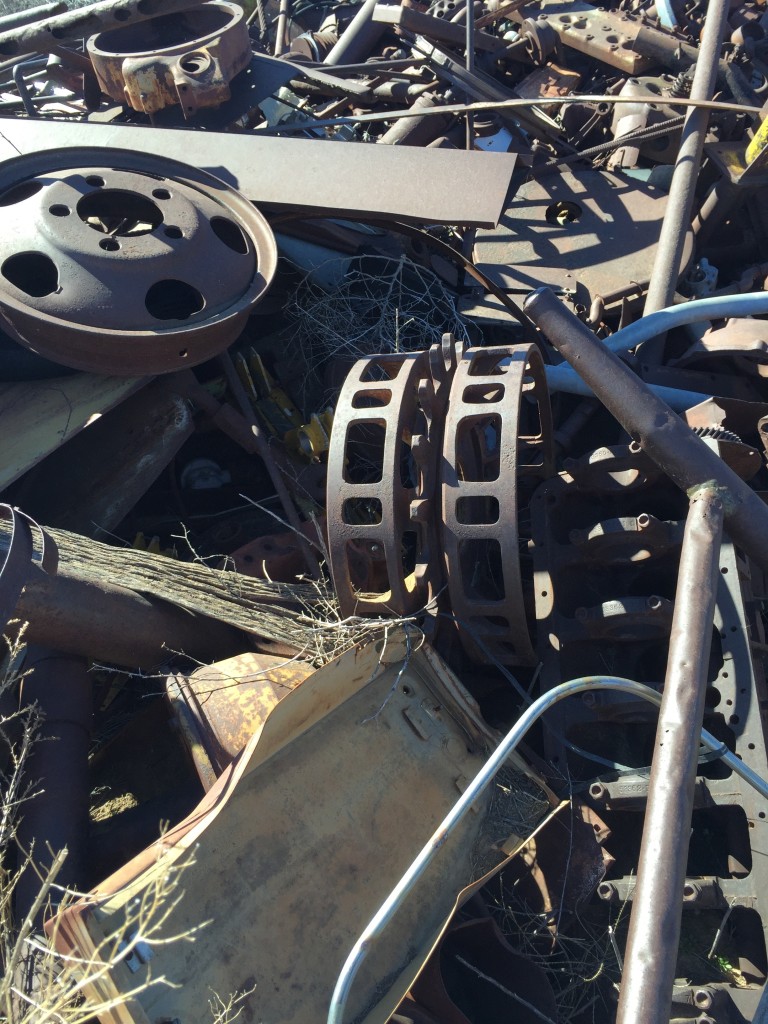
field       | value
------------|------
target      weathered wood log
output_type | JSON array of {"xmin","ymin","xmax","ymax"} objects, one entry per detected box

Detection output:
[{"xmin": 0, "ymin": 521, "xmax": 324, "ymax": 669}]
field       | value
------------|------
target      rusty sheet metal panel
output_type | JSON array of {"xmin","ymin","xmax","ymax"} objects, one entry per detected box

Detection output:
[
  {"xmin": 474, "ymin": 170, "xmax": 694, "ymax": 309},
  {"xmin": 166, "ymin": 651, "xmax": 314, "ymax": 790},
  {"xmin": 50, "ymin": 633, "xmax": 549, "ymax": 1024},
  {"xmin": 0, "ymin": 118, "xmax": 518, "ymax": 227}
]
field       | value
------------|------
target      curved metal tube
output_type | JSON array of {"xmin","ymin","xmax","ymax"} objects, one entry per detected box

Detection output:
[
  {"xmin": 599, "ymin": 291, "xmax": 768, "ymax": 355},
  {"xmin": 326, "ymin": 675, "xmax": 768, "ymax": 1024},
  {"xmin": 545, "ymin": 290, "xmax": 768, "ymax": 408}
]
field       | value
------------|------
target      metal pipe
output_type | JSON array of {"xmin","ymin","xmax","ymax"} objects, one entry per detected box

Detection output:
[
  {"xmin": 614, "ymin": 292, "xmax": 768, "ymax": 355},
  {"xmin": 12, "ymin": 57, "xmax": 47, "ymax": 117},
  {"xmin": 0, "ymin": 0, "xmax": 206, "ymax": 59},
  {"xmin": 15, "ymin": 646, "xmax": 91, "ymax": 929},
  {"xmin": 545, "ymin": 367, "xmax": 709, "ymax": 411},
  {"xmin": 326, "ymin": 673, "xmax": 763, "ymax": 1024},
  {"xmin": 273, "ymin": 0, "xmax": 290, "ymax": 58},
  {"xmin": 377, "ymin": 92, "xmax": 454, "ymax": 146},
  {"xmin": 324, "ymin": 0, "xmax": 384, "ymax": 67},
  {"xmin": 544, "ymin": 291, "xmax": 768, "ymax": 406},
  {"xmin": 641, "ymin": 0, "xmax": 729, "ymax": 325},
  {"xmin": 616, "ymin": 488, "xmax": 724, "ymax": 1024},
  {"xmin": 654, "ymin": 0, "xmax": 678, "ymax": 31},
  {"xmin": 0, "ymin": 2, "xmax": 67, "ymax": 32},
  {"xmin": 524, "ymin": 287, "xmax": 768, "ymax": 574}
]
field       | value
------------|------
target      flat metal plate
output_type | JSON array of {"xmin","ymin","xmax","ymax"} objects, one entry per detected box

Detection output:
[
  {"xmin": 0, "ymin": 117, "xmax": 517, "ymax": 227},
  {"xmin": 474, "ymin": 169, "xmax": 694, "ymax": 306}
]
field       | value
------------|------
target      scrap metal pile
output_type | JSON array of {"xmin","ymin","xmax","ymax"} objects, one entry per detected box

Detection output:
[{"xmin": 0, "ymin": 0, "xmax": 768, "ymax": 1021}]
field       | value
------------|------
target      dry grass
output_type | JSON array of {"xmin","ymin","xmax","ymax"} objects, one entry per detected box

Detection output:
[{"xmin": 0, "ymin": 628, "xmax": 253, "ymax": 1024}]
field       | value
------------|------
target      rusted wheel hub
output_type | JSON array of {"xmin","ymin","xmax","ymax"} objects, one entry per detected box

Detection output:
[{"xmin": 0, "ymin": 149, "xmax": 277, "ymax": 375}]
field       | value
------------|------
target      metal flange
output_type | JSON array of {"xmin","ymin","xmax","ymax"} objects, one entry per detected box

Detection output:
[
  {"xmin": 0, "ymin": 148, "xmax": 277, "ymax": 375},
  {"xmin": 440, "ymin": 343, "xmax": 553, "ymax": 665},
  {"xmin": 87, "ymin": 1, "xmax": 251, "ymax": 117}
]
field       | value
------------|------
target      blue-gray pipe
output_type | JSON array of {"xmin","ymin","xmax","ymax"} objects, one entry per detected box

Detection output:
[
  {"xmin": 545, "ymin": 290, "xmax": 768, "ymax": 409},
  {"xmin": 326, "ymin": 674, "xmax": 768, "ymax": 1024}
]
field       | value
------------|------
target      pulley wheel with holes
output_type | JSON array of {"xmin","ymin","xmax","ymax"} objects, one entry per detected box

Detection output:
[
  {"xmin": 0, "ymin": 149, "xmax": 277, "ymax": 376},
  {"xmin": 327, "ymin": 342, "xmax": 461, "ymax": 618},
  {"xmin": 440, "ymin": 344, "xmax": 553, "ymax": 666}
]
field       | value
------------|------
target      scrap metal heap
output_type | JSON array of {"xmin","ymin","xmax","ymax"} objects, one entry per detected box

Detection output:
[{"xmin": 0, "ymin": 0, "xmax": 767, "ymax": 1022}]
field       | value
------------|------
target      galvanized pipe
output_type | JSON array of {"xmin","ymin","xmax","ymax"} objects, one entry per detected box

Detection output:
[
  {"xmin": 641, "ymin": 0, "xmax": 729, "ymax": 321},
  {"xmin": 523, "ymin": 287, "xmax": 768, "ymax": 574},
  {"xmin": 0, "ymin": 0, "xmax": 206, "ymax": 58},
  {"xmin": 616, "ymin": 487, "xmax": 724, "ymax": 1024}
]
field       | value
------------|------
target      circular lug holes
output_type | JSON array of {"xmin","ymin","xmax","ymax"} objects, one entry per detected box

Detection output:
[{"xmin": 49, "ymin": 204, "xmax": 70, "ymax": 217}]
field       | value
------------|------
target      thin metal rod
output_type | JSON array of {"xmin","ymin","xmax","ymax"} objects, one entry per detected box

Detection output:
[
  {"xmin": 523, "ymin": 286, "xmax": 768, "ymax": 575},
  {"xmin": 465, "ymin": 0, "xmax": 474, "ymax": 150},
  {"xmin": 642, "ymin": 0, "xmax": 729, "ymax": 319},
  {"xmin": 12, "ymin": 57, "xmax": 47, "ymax": 118},
  {"xmin": 326, "ymin": 672, "xmax": 760, "ymax": 1024},
  {"xmin": 267, "ymin": 93, "xmax": 761, "ymax": 135},
  {"xmin": 616, "ymin": 488, "xmax": 724, "ymax": 1024}
]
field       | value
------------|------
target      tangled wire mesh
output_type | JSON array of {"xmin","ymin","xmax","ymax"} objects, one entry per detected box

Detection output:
[{"xmin": 285, "ymin": 253, "xmax": 471, "ymax": 409}]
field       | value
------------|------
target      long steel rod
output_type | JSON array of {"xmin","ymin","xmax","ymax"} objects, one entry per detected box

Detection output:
[
  {"xmin": 616, "ymin": 487, "xmax": 724, "ymax": 1024},
  {"xmin": 642, "ymin": 0, "xmax": 729, "ymax": 318},
  {"xmin": 523, "ymin": 286, "xmax": 768, "ymax": 574},
  {"xmin": 326, "ymin": 671, "xmax": 766, "ymax": 1024}
]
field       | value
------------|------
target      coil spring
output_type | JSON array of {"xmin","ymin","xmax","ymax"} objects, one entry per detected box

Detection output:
[{"xmin": 668, "ymin": 69, "xmax": 693, "ymax": 98}]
